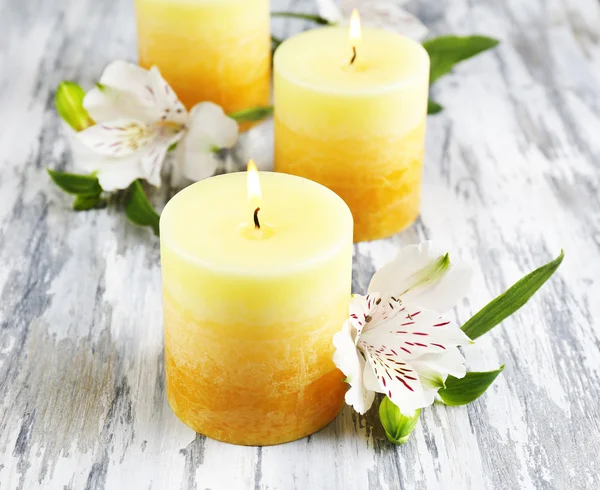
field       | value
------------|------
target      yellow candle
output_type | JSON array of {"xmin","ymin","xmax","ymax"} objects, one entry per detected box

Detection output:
[
  {"xmin": 135, "ymin": 0, "xmax": 271, "ymax": 131},
  {"xmin": 160, "ymin": 166, "xmax": 353, "ymax": 445},
  {"xmin": 274, "ymin": 21, "xmax": 430, "ymax": 242}
]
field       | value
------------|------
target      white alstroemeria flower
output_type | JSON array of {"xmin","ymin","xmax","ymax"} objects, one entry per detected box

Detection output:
[
  {"xmin": 333, "ymin": 242, "xmax": 473, "ymax": 415},
  {"xmin": 316, "ymin": 0, "xmax": 429, "ymax": 41},
  {"xmin": 75, "ymin": 61, "xmax": 238, "ymax": 191}
]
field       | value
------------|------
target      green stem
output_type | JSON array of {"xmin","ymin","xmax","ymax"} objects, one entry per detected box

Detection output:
[
  {"xmin": 270, "ymin": 11, "xmax": 332, "ymax": 25},
  {"xmin": 228, "ymin": 106, "xmax": 274, "ymax": 123}
]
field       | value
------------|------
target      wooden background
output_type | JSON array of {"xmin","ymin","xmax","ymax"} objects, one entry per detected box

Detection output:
[{"xmin": 1, "ymin": 0, "xmax": 599, "ymax": 488}]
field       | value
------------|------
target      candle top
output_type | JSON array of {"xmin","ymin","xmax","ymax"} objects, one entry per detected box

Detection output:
[
  {"xmin": 274, "ymin": 27, "xmax": 429, "ymax": 94},
  {"xmin": 160, "ymin": 172, "xmax": 353, "ymax": 275}
]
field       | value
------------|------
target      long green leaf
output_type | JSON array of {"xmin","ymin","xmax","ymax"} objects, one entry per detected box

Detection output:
[
  {"xmin": 428, "ymin": 99, "xmax": 444, "ymax": 114},
  {"xmin": 47, "ymin": 169, "xmax": 102, "ymax": 195},
  {"xmin": 438, "ymin": 366, "xmax": 505, "ymax": 406},
  {"xmin": 228, "ymin": 106, "xmax": 273, "ymax": 123},
  {"xmin": 125, "ymin": 180, "xmax": 160, "ymax": 236},
  {"xmin": 462, "ymin": 250, "xmax": 564, "ymax": 340},
  {"xmin": 270, "ymin": 11, "xmax": 332, "ymax": 25},
  {"xmin": 55, "ymin": 81, "xmax": 94, "ymax": 131},
  {"xmin": 379, "ymin": 397, "xmax": 421, "ymax": 445},
  {"xmin": 423, "ymin": 35, "xmax": 499, "ymax": 85}
]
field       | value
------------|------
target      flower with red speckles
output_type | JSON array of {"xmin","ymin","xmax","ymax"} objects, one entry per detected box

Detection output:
[
  {"xmin": 333, "ymin": 242, "xmax": 473, "ymax": 415},
  {"xmin": 74, "ymin": 61, "xmax": 238, "ymax": 191}
]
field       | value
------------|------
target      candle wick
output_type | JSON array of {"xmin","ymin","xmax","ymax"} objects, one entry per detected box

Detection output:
[
  {"xmin": 350, "ymin": 46, "xmax": 357, "ymax": 65},
  {"xmin": 253, "ymin": 207, "xmax": 261, "ymax": 229}
]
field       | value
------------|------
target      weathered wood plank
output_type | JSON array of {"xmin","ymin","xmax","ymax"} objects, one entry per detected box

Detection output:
[{"xmin": 1, "ymin": 0, "xmax": 599, "ymax": 488}]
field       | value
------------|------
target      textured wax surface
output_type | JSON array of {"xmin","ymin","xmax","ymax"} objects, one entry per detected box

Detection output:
[
  {"xmin": 274, "ymin": 27, "xmax": 429, "ymax": 242},
  {"xmin": 135, "ymin": 0, "xmax": 271, "ymax": 129},
  {"xmin": 160, "ymin": 171, "xmax": 353, "ymax": 445},
  {"xmin": 276, "ymin": 118, "xmax": 425, "ymax": 242},
  {"xmin": 163, "ymin": 289, "xmax": 349, "ymax": 445}
]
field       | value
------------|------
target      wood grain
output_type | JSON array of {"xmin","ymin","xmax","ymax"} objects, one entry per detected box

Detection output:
[{"xmin": 1, "ymin": 0, "xmax": 599, "ymax": 488}]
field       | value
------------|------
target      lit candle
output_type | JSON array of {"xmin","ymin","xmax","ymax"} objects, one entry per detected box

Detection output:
[
  {"xmin": 274, "ymin": 12, "xmax": 430, "ymax": 242},
  {"xmin": 160, "ymin": 163, "xmax": 353, "ymax": 445},
  {"xmin": 135, "ymin": 0, "xmax": 271, "ymax": 131}
]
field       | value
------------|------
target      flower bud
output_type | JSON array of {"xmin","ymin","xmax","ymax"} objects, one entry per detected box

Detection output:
[{"xmin": 379, "ymin": 396, "xmax": 421, "ymax": 445}]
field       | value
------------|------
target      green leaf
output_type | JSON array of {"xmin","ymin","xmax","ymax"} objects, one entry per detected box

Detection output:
[
  {"xmin": 271, "ymin": 35, "xmax": 284, "ymax": 51},
  {"xmin": 462, "ymin": 250, "xmax": 564, "ymax": 340},
  {"xmin": 428, "ymin": 99, "xmax": 444, "ymax": 114},
  {"xmin": 125, "ymin": 180, "xmax": 160, "ymax": 236},
  {"xmin": 55, "ymin": 81, "xmax": 94, "ymax": 131},
  {"xmin": 423, "ymin": 35, "xmax": 500, "ymax": 85},
  {"xmin": 438, "ymin": 366, "xmax": 505, "ymax": 406},
  {"xmin": 379, "ymin": 397, "xmax": 421, "ymax": 445},
  {"xmin": 47, "ymin": 169, "xmax": 103, "ymax": 195},
  {"xmin": 228, "ymin": 106, "xmax": 274, "ymax": 123},
  {"xmin": 270, "ymin": 11, "xmax": 332, "ymax": 25},
  {"xmin": 73, "ymin": 193, "xmax": 104, "ymax": 211}
]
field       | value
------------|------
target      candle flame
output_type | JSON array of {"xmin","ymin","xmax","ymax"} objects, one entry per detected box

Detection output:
[
  {"xmin": 349, "ymin": 9, "xmax": 361, "ymax": 46},
  {"xmin": 247, "ymin": 160, "xmax": 262, "ymax": 205}
]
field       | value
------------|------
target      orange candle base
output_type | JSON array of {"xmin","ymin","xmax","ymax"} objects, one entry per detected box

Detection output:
[
  {"xmin": 135, "ymin": 0, "xmax": 271, "ymax": 132},
  {"xmin": 275, "ymin": 119, "xmax": 426, "ymax": 243},
  {"xmin": 163, "ymin": 294, "xmax": 348, "ymax": 446}
]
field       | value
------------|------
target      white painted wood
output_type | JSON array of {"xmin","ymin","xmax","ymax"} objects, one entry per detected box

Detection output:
[{"xmin": 1, "ymin": 0, "xmax": 599, "ymax": 488}]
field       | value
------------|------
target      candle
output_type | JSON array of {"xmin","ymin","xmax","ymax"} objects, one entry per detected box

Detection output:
[
  {"xmin": 135, "ymin": 0, "xmax": 271, "ymax": 130},
  {"xmin": 273, "ymin": 15, "xmax": 430, "ymax": 242},
  {"xmin": 160, "ymin": 164, "xmax": 353, "ymax": 445}
]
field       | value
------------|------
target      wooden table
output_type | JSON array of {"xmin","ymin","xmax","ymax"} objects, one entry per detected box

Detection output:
[{"xmin": 1, "ymin": 0, "xmax": 599, "ymax": 488}]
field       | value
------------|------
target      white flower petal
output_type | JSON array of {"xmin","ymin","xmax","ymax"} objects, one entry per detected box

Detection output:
[
  {"xmin": 71, "ymin": 118, "xmax": 179, "ymax": 189},
  {"xmin": 141, "ymin": 144, "xmax": 170, "ymax": 188},
  {"xmin": 349, "ymin": 293, "xmax": 405, "ymax": 339},
  {"xmin": 188, "ymin": 102, "xmax": 239, "ymax": 149},
  {"xmin": 346, "ymin": 377, "xmax": 375, "ymax": 415},
  {"xmin": 97, "ymin": 61, "xmax": 155, "ymax": 100},
  {"xmin": 173, "ymin": 142, "xmax": 219, "ymax": 183},
  {"xmin": 94, "ymin": 157, "xmax": 148, "ymax": 191},
  {"xmin": 409, "ymin": 349, "xmax": 467, "ymax": 407},
  {"xmin": 66, "ymin": 125, "xmax": 146, "ymax": 191},
  {"xmin": 339, "ymin": 0, "xmax": 428, "ymax": 40},
  {"xmin": 148, "ymin": 66, "xmax": 188, "ymax": 125},
  {"xmin": 404, "ymin": 259, "xmax": 473, "ymax": 313},
  {"xmin": 85, "ymin": 62, "xmax": 188, "ymax": 125},
  {"xmin": 361, "ymin": 304, "xmax": 471, "ymax": 360},
  {"xmin": 316, "ymin": 0, "xmax": 344, "ymax": 23},
  {"xmin": 77, "ymin": 119, "xmax": 156, "ymax": 157},
  {"xmin": 84, "ymin": 61, "xmax": 159, "ymax": 123},
  {"xmin": 333, "ymin": 321, "xmax": 375, "ymax": 414},
  {"xmin": 368, "ymin": 241, "xmax": 473, "ymax": 313},
  {"xmin": 363, "ymin": 348, "xmax": 427, "ymax": 416},
  {"xmin": 84, "ymin": 85, "xmax": 157, "ymax": 124},
  {"xmin": 173, "ymin": 102, "xmax": 239, "ymax": 183},
  {"xmin": 141, "ymin": 122, "xmax": 184, "ymax": 187},
  {"xmin": 362, "ymin": 359, "xmax": 381, "ymax": 392},
  {"xmin": 410, "ymin": 349, "xmax": 468, "ymax": 387}
]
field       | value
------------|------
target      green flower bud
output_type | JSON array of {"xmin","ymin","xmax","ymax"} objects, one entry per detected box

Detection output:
[
  {"xmin": 379, "ymin": 397, "xmax": 421, "ymax": 445},
  {"xmin": 55, "ymin": 81, "xmax": 94, "ymax": 132}
]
